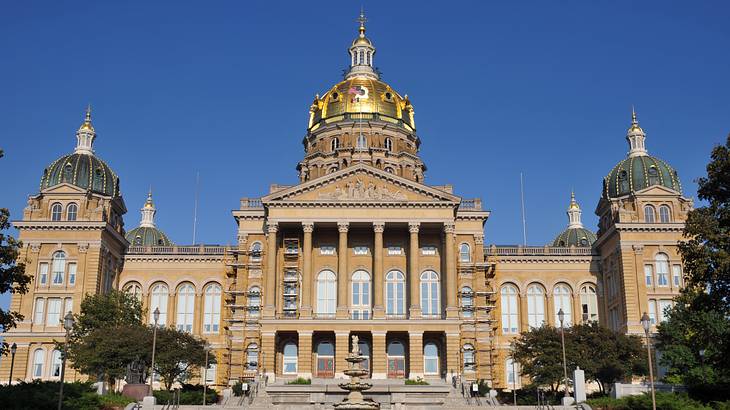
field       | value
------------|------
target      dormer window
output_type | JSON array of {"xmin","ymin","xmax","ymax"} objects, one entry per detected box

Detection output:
[
  {"xmin": 659, "ymin": 205, "xmax": 671, "ymax": 223},
  {"xmin": 385, "ymin": 137, "xmax": 393, "ymax": 152},
  {"xmin": 356, "ymin": 134, "xmax": 367, "ymax": 149},
  {"xmin": 644, "ymin": 205, "xmax": 656, "ymax": 223},
  {"xmin": 63, "ymin": 163, "xmax": 73, "ymax": 182},
  {"xmin": 648, "ymin": 166, "xmax": 660, "ymax": 185},
  {"xmin": 331, "ymin": 137, "xmax": 339, "ymax": 151},
  {"xmin": 134, "ymin": 236, "xmax": 142, "ymax": 246},
  {"xmin": 619, "ymin": 170, "xmax": 629, "ymax": 193},
  {"xmin": 51, "ymin": 203, "xmax": 63, "ymax": 221},
  {"xmin": 66, "ymin": 203, "xmax": 78, "ymax": 221}
]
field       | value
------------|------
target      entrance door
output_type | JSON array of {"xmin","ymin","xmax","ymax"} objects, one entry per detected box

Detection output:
[
  {"xmin": 316, "ymin": 340, "xmax": 335, "ymax": 378},
  {"xmin": 387, "ymin": 340, "xmax": 406, "ymax": 378}
]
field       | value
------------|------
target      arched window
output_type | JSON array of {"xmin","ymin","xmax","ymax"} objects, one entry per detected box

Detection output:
[
  {"xmin": 619, "ymin": 170, "xmax": 629, "ymax": 193},
  {"xmin": 385, "ymin": 137, "xmax": 393, "ymax": 152},
  {"xmin": 51, "ymin": 251, "xmax": 66, "ymax": 285},
  {"xmin": 463, "ymin": 344, "xmax": 475, "ymax": 371},
  {"xmin": 246, "ymin": 343, "xmax": 259, "ymax": 370},
  {"xmin": 659, "ymin": 205, "xmax": 671, "ymax": 223},
  {"xmin": 63, "ymin": 163, "xmax": 73, "ymax": 182},
  {"xmin": 501, "ymin": 284, "xmax": 519, "ymax": 334},
  {"xmin": 420, "ymin": 270, "xmax": 440, "ymax": 317},
  {"xmin": 526, "ymin": 284, "xmax": 546, "ymax": 328},
  {"xmin": 385, "ymin": 270, "xmax": 405, "ymax": 316},
  {"xmin": 176, "ymin": 283, "xmax": 195, "ymax": 332},
  {"xmin": 316, "ymin": 270, "xmax": 337, "ymax": 317},
  {"xmin": 644, "ymin": 205, "xmax": 656, "ymax": 223},
  {"xmin": 203, "ymin": 283, "xmax": 221, "ymax": 333},
  {"xmin": 51, "ymin": 203, "xmax": 63, "ymax": 221},
  {"xmin": 50, "ymin": 350, "xmax": 62, "ymax": 378},
  {"xmin": 579, "ymin": 284, "xmax": 598, "ymax": 322},
  {"xmin": 358, "ymin": 50, "xmax": 364, "ymax": 65},
  {"xmin": 423, "ymin": 342, "xmax": 439, "ymax": 375},
  {"xmin": 66, "ymin": 203, "xmax": 78, "ymax": 221},
  {"xmin": 384, "ymin": 167, "xmax": 395, "ymax": 174},
  {"xmin": 124, "ymin": 282, "xmax": 142, "ymax": 301},
  {"xmin": 459, "ymin": 243, "xmax": 471, "ymax": 263},
  {"xmin": 356, "ymin": 134, "xmax": 367, "ymax": 149},
  {"xmin": 351, "ymin": 270, "xmax": 371, "ymax": 319},
  {"xmin": 32, "ymin": 349, "xmax": 45, "ymax": 379},
  {"xmin": 250, "ymin": 242, "xmax": 262, "ymax": 262},
  {"xmin": 248, "ymin": 286, "xmax": 261, "ymax": 317},
  {"xmin": 460, "ymin": 286, "xmax": 473, "ymax": 318},
  {"xmin": 282, "ymin": 342, "xmax": 298, "ymax": 374},
  {"xmin": 655, "ymin": 253, "xmax": 670, "ymax": 286},
  {"xmin": 553, "ymin": 284, "xmax": 573, "ymax": 326},
  {"xmin": 150, "ymin": 283, "xmax": 169, "ymax": 325},
  {"xmin": 331, "ymin": 137, "xmax": 339, "ymax": 151}
]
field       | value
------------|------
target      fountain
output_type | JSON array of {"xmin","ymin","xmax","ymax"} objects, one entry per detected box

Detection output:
[{"xmin": 334, "ymin": 335, "xmax": 380, "ymax": 409}]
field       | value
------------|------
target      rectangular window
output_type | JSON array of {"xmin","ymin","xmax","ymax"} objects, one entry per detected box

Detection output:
[
  {"xmin": 320, "ymin": 245, "xmax": 335, "ymax": 255},
  {"xmin": 52, "ymin": 260, "xmax": 65, "ymax": 285},
  {"xmin": 38, "ymin": 263, "xmax": 49, "ymax": 286},
  {"xmin": 34, "ymin": 298, "xmax": 45, "ymax": 325},
  {"xmin": 672, "ymin": 265, "xmax": 682, "ymax": 287},
  {"xmin": 644, "ymin": 265, "xmax": 653, "ymax": 286},
  {"xmin": 421, "ymin": 246, "xmax": 437, "ymax": 256},
  {"xmin": 353, "ymin": 246, "xmax": 369, "ymax": 255},
  {"xmin": 204, "ymin": 363, "xmax": 216, "ymax": 384},
  {"xmin": 68, "ymin": 263, "xmax": 77, "ymax": 286},
  {"xmin": 64, "ymin": 298, "xmax": 73, "ymax": 316},
  {"xmin": 648, "ymin": 299, "xmax": 656, "ymax": 325},
  {"xmin": 505, "ymin": 358, "xmax": 520, "ymax": 387},
  {"xmin": 657, "ymin": 267, "xmax": 668, "ymax": 286},
  {"xmin": 387, "ymin": 246, "xmax": 402, "ymax": 255},
  {"xmin": 46, "ymin": 298, "xmax": 62, "ymax": 326},
  {"xmin": 658, "ymin": 300, "xmax": 673, "ymax": 322}
]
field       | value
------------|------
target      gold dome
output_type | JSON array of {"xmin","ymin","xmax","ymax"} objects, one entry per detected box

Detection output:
[{"xmin": 308, "ymin": 77, "xmax": 415, "ymax": 131}]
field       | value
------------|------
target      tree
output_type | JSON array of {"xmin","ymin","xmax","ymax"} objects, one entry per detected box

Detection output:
[
  {"xmin": 152, "ymin": 327, "xmax": 213, "ymax": 390},
  {"xmin": 71, "ymin": 289, "xmax": 145, "ymax": 338},
  {"xmin": 0, "ymin": 149, "xmax": 32, "ymax": 356},
  {"xmin": 511, "ymin": 326, "xmax": 566, "ymax": 392}
]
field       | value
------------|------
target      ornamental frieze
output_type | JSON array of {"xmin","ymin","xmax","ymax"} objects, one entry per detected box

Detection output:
[{"xmin": 317, "ymin": 178, "xmax": 407, "ymax": 200}]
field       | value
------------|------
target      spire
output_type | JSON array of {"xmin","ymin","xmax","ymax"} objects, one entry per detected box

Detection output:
[
  {"xmin": 74, "ymin": 105, "xmax": 96, "ymax": 154},
  {"xmin": 626, "ymin": 106, "xmax": 647, "ymax": 157},
  {"xmin": 567, "ymin": 191, "xmax": 583, "ymax": 229},
  {"xmin": 139, "ymin": 189, "xmax": 157, "ymax": 228},
  {"xmin": 346, "ymin": 8, "xmax": 378, "ymax": 80}
]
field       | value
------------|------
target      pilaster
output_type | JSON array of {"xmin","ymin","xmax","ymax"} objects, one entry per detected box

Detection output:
[
  {"xmin": 446, "ymin": 333, "xmax": 460, "ymax": 380},
  {"xmin": 298, "ymin": 331, "xmax": 313, "ymax": 378},
  {"xmin": 337, "ymin": 222, "xmax": 350, "ymax": 319},
  {"xmin": 408, "ymin": 222, "xmax": 422, "ymax": 319},
  {"xmin": 264, "ymin": 223, "xmax": 278, "ymax": 319},
  {"xmin": 301, "ymin": 222, "xmax": 314, "ymax": 318},
  {"xmin": 335, "ymin": 332, "xmax": 349, "ymax": 379},
  {"xmin": 372, "ymin": 222, "xmax": 385, "ymax": 319},
  {"xmin": 371, "ymin": 331, "xmax": 387, "ymax": 379},
  {"xmin": 408, "ymin": 331, "xmax": 424, "ymax": 379},
  {"xmin": 261, "ymin": 332, "xmax": 276, "ymax": 381},
  {"xmin": 444, "ymin": 223, "xmax": 458, "ymax": 318}
]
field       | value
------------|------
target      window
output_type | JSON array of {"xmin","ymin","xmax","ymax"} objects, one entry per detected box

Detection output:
[
  {"xmin": 66, "ymin": 203, "xmax": 78, "ymax": 221},
  {"xmin": 579, "ymin": 284, "xmax": 598, "ymax": 322},
  {"xmin": 331, "ymin": 137, "xmax": 339, "ymax": 151},
  {"xmin": 51, "ymin": 350, "xmax": 62, "ymax": 378},
  {"xmin": 645, "ymin": 264, "xmax": 654, "ymax": 286},
  {"xmin": 386, "ymin": 270, "xmax": 406, "ymax": 316},
  {"xmin": 32, "ymin": 349, "xmax": 45, "ymax": 379},
  {"xmin": 47, "ymin": 298, "xmax": 61, "ymax": 326},
  {"xmin": 659, "ymin": 205, "xmax": 671, "ymax": 223},
  {"xmin": 460, "ymin": 286, "xmax": 473, "ymax": 318},
  {"xmin": 658, "ymin": 300, "xmax": 673, "ymax": 322},
  {"xmin": 150, "ymin": 283, "xmax": 169, "ymax": 325},
  {"xmin": 316, "ymin": 270, "xmax": 337, "ymax": 317},
  {"xmin": 648, "ymin": 166, "xmax": 660, "ymax": 185},
  {"xmin": 246, "ymin": 344, "xmax": 259, "ymax": 370},
  {"xmin": 459, "ymin": 243, "xmax": 471, "ymax": 263},
  {"xmin": 423, "ymin": 342, "xmax": 439, "ymax": 375},
  {"xmin": 385, "ymin": 137, "xmax": 393, "ymax": 152},
  {"xmin": 320, "ymin": 245, "xmax": 335, "ymax": 255},
  {"xmin": 124, "ymin": 282, "xmax": 142, "ymax": 301},
  {"xmin": 248, "ymin": 286, "xmax": 261, "ymax": 318},
  {"xmin": 250, "ymin": 242, "xmax": 262, "ymax": 262},
  {"xmin": 51, "ymin": 251, "xmax": 66, "ymax": 285},
  {"xmin": 619, "ymin": 170, "xmax": 629, "ymax": 193},
  {"xmin": 672, "ymin": 265, "xmax": 682, "ymax": 287},
  {"xmin": 420, "ymin": 270, "xmax": 440, "ymax": 317},
  {"xmin": 644, "ymin": 205, "xmax": 656, "ymax": 223},
  {"xmin": 553, "ymin": 284, "xmax": 572, "ymax": 326},
  {"xmin": 506, "ymin": 358, "xmax": 520, "ymax": 388},
  {"xmin": 51, "ymin": 203, "xmax": 62, "ymax": 221},
  {"xmin": 656, "ymin": 253, "xmax": 669, "ymax": 286},
  {"xmin": 356, "ymin": 134, "xmax": 367, "ymax": 149},
  {"xmin": 64, "ymin": 298, "xmax": 73, "ymax": 317},
  {"xmin": 176, "ymin": 283, "xmax": 195, "ymax": 332},
  {"xmin": 38, "ymin": 263, "xmax": 48, "ymax": 286},
  {"xmin": 421, "ymin": 246, "xmax": 437, "ymax": 256},
  {"xmin": 501, "ymin": 284, "xmax": 519, "ymax": 334},
  {"xmin": 385, "ymin": 167, "xmax": 395, "ymax": 174},
  {"xmin": 204, "ymin": 283, "xmax": 222, "ymax": 333},
  {"xmin": 463, "ymin": 344, "xmax": 475, "ymax": 371},
  {"xmin": 526, "ymin": 284, "xmax": 546, "ymax": 328},
  {"xmin": 353, "ymin": 246, "xmax": 369, "ymax": 255},
  {"xmin": 67, "ymin": 263, "xmax": 76, "ymax": 286},
  {"xmin": 282, "ymin": 342, "xmax": 298, "ymax": 374},
  {"xmin": 204, "ymin": 363, "xmax": 216, "ymax": 384},
  {"xmin": 34, "ymin": 298, "xmax": 45, "ymax": 325},
  {"xmin": 648, "ymin": 299, "xmax": 657, "ymax": 324},
  {"xmin": 387, "ymin": 246, "xmax": 402, "ymax": 255},
  {"xmin": 351, "ymin": 270, "xmax": 371, "ymax": 319}
]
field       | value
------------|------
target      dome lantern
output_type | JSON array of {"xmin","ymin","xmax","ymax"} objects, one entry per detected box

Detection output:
[
  {"xmin": 139, "ymin": 188, "xmax": 157, "ymax": 228},
  {"xmin": 626, "ymin": 107, "xmax": 647, "ymax": 158},
  {"xmin": 567, "ymin": 191, "xmax": 583, "ymax": 229},
  {"xmin": 552, "ymin": 192, "xmax": 596, "ymax": 247},
  {"xmin": 75, "ymin": 105, "xmax": 96, "ymax": 155},
  {"xmin": 346, "ymin": 9, "xmax": 378, "ymax": 80},
  {"xmin": 125, "ymin": 190, "xmax": 173, "ymax": 247}
]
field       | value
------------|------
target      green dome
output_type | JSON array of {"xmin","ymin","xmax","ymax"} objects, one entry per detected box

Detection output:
[
  {"xmin": 552, "ymin": 227, "xmax": 597, "ymax": 247},
  {"xmin": 603, "ymin": 155, "xmax": 681, "ymax": 199},
  {"xmin": 125, "ymin": 226, "xmax": 173, "ymax": 247},
  {"xmin": 40, "ymin": 152, "xmax": 120, "ymax": 197}
]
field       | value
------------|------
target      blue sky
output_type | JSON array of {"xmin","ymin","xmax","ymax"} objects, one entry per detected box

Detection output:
[{"xmin": 1, "ymin": 1, "xmax": 728, "ymax": 311}]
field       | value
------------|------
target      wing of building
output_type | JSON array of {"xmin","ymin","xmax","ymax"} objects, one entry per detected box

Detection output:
[{"xmin": 1, "ymin": 13, "xmax": 692, "ymax": 396}]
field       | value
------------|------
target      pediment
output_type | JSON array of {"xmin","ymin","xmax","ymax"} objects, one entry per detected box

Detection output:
[
  {"xmin": 41, "ymin": 183, "xmax": 87, "ymax": 195},
  {"xmin": 634, "ymin": 185, "xmax": 681, "ymax": 197},
  {"xmin": 262, "ymin": 164, "xmax": 460, "ymax": 205}
]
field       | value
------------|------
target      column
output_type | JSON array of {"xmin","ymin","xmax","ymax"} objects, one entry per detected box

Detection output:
[
  {"xmin": 408, "ymin": 222, "xmax": 422, "ymax": 318},
  {"xmin": 301, "ymin": 222, "xmax": 314, "ymax": 318},
  {"xmin": 371, "ymin": 332, "xmax": 387, "ymax": 379},
  {"xmin": 444, "ymin": 223, "xmax": 458, "ymax": 318},
  {"xmin": 573, "ymin": 289, "xmax": 583, "ymax": 325},
  {"xmin": 264, "ymin": 222, "xmax": 278, "ymax": 319},
  {"xmin": 520, "ymin": 292, "xmax": 529, "ymax": 332},
  {"xmin": 335, "ymin": 332, "xmax": 350, "ymax": 379},
  {"xmin": 298, "ymin": 331, "xmax": 313, "ymax": 378},
  {"xmin": 261, "ymin": 332, "xmax": 276, "ymax": 380},
  {"xmin": 372, "ymin": 222, "xmax": 385, "ymax": 319},
  {"xmin": 446, "ymin": 332, "xmax": 460, "ymax": 380},
  {"xmin": 193, "ymin": 292, "xmax": 203, "ymax": 334},
  {"xmin": 337, "ymin": 222, "xmax": 350, "ymax": 319},
  {"xmin": 408, "ymin": 331, "xmax": 424, "ymax": 378}
]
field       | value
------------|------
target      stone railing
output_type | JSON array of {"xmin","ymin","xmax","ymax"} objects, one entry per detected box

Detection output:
[
  {"xmin": 240, "ymin": 198, "xmax": 263, "ymax": 209},
  {"xmin": 127, "ymin": 245, "xmax": 234, "ymax": 255},
  {"xmin": 484, "ymin": 245, "xmax": 594, "ymax": 256},
  {"xmin": 459, "ymin": 198, "xmax": 482, "ymax": 211}
]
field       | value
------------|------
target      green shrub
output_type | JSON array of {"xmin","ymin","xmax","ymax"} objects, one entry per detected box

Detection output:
[
  {"xmin": 98, "ymin": 393, "xmax": 136, "ymax": 408},
  {"xmin": 405, "ymin": 377, "xmax": 429, "ymax": 385},
  {"xmin": 232, "ymin": 381, "xmax": 245, "ymax": 396},
  {"xmin": 710, "ymin": 401, "xmax": 730, "ymax": 410},
  {"xmin": 588, "ymin": 392, "xmax": 710, "ymax": 410},
  {"xmin": 286, "ymin": 377, "xmax": 312, "ymax": 385},
  {"xmin": 0, "ymin": 380, "xmax": 96, "ymax": 410},
  {"xmin": 153, "ymin": 384, "xmax": 218, "ymax": 405}
]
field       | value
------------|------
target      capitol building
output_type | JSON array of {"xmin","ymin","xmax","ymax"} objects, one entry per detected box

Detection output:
[{"xmin": 0, "ymin": 14, "xmax": 691, "ymax": 394}]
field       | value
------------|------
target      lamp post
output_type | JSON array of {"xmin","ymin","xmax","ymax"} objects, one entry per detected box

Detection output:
[
  {"xmin": 8, "ymin": 342, "xmax": 17, "ymax": 385},
  {"xmin": 203, "ymin": 342, "xmax": 210, "ymax": 406},
  {"xmin": 149, "ymin": 307, "xmax": 160, "ymax": 397},
  {"xmin": 511, "ymin": 350, "xmax": 517, "ymax": 406},
  {"xmin": 58, "ymin": 311, "xmax": 74, "ymax": 410},
  {"xmin": 557, "ymin": 308, "xmax": 570, "ymax": 401},
  {"xmin": 699, "ymin": 349, "xmax": 706, "ymax": 384},
  {"xmin": 641, "ymin": 312, "xmax": 657, "ymax": 410}
]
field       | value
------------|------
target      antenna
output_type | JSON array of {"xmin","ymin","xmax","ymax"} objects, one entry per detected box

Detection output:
[
  {"xmin": 192, "ymin": 171, "xmax": 200, "ymax": 245},
  {"xmin": 520, "ymin": 172, "xmax": 528, "ymax": 245}
]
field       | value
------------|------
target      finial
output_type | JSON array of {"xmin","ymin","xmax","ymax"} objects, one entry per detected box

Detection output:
[
  {"xmin": 631, "ymin": 105, "xmax": 638, "ymax": 125},
  {"xmin": 357, "ymin": 7, "xmax": 367, "ymax": 37},
  {"xmin": 569, "ymin": 190, "xmax": 579, "ymax": 210},
  {"xmin": 85, "ymin": 104, "xmax": 92, "ymax": 123}
]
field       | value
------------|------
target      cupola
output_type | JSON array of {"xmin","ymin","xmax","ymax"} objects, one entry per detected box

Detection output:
[
  {"xmin": 124, "ymin": 190, "xmax": 173, "ymax": 246},
  {"xmin": 552, "ymin": 192, "xmax": 597, "ymax": 247}
]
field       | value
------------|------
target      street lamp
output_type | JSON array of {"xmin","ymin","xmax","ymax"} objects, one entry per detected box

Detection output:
[
  {"xmin": 149, "ymin": 307, "xmax": 160, "ymax": 397},
  {"xmin": 557, "ymin": 308, "xmax": 570, "ymax": 401},
  {"xmin": 203, "ymin": 342, "xmax": 210, "ymax": 406},
  {"xmin": 640, "ymin": 312, "xmax": 657, "ymax": 410},
  {"xmin": 511, "ymin": 350, "xmax": 518, "ymax": 406},
  {"xmin": 8, "ymin": 343, "xmax": 17, "ymax": 385},
  {"xmin": 58, "ymin": 311, "xmax": 74, "ymax": 410}
]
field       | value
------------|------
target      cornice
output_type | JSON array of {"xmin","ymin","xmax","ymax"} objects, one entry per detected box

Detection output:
[
  {"xmin": 494, "ymin": 255, "xmax": 598, "ymax": 264},
  {"xmin": 124, "ymin": 254, "xmax": 225, "ymax": 263},
  {"xmin": 265, "ymin": 200, "xmax": 457, "ymax": 209}
]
